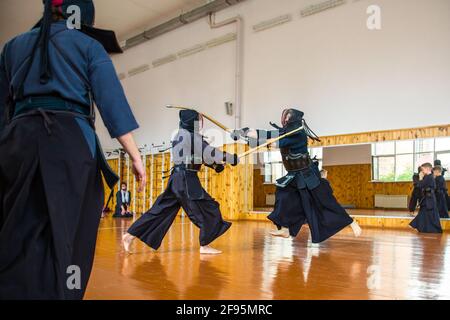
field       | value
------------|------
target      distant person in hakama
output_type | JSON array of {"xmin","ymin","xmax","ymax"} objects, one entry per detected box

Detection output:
[
  {"xmin": 410, "ymin": 163, "xmax": 443, "ymax": 233},
  {"xmin": 114, "ymin": 183, "xmax": 133, "ymax": 218},
  {"xmin": 409, "ymin": 167, "xmax": 422, "ymax": 213},
  {"xmin": 433, "ymin": 166, "xmax": 449, "ymax": 219},
  {"xmin": 434, "ymin": 160, "xmax": 450, "ymax": 211}
]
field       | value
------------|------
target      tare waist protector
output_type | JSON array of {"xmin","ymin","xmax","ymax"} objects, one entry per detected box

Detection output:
[
  {"xmin": 275, "ymin": 151, "xmax": 320, "ymax": 190},
  {"xmin": 281, "ymin": 149, "xmax": 312, "ymax": 172}
]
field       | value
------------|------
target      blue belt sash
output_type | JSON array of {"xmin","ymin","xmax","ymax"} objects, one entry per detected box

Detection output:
[
  {"xmin": 12, "ymin": 96, "xmax": 119, "ymax": 190},
  {"xmin": 14, "ymin": 96, "xmax": 90, "ymax": 117}
]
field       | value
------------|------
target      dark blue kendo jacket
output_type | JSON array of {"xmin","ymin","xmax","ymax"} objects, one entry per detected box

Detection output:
[
  {"xmin": 0, "ymin": 21, "xmax": 139, "ymax": 155},
  {"xmin": 261, "ymin": 129, "xmax": 309, "ymax": 154},
  {"xmin": 418, "ymin": 174, "xmax": 437, "ymax": 210},
  {"xmin": 171, "ymin": 129, "xmax": 233, "ymax": 166},
  {"xmin": 258, "ymin": 129, "xmax": 320, "ymax": 190},
  {"xmin": 169, "ymin": 129, "xmax": 234, "ymax": 200}
]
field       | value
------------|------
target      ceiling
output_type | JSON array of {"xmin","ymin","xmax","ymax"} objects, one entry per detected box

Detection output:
[{"xmin": 0, "ymin": 0, "xmax": 208, "ymax": 47}]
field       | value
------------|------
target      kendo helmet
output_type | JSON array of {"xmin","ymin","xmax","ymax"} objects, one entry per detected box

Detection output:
[{"xmin": 281, "ymin": 108, "xmax": 304, "ymax": 128}]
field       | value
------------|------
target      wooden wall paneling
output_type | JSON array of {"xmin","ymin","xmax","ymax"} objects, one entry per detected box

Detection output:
[
  {"xmin": 310, "ymin": 124, "xmax": 450, "ymax": 147},
  {"xmin": 212, "ymin": 143, "xmax": 254, "ymax": 220},
  {"xmin": 164, "ymin": 152, "xmax": 172, "ymax": 190},
  {"xmin": 323, "ymin": 165, "xmax": 450, "ymax": 209},
  {"xmin": 153, "ymin": 153, "xmax": 162, "ymax": 202},
  {"xmin": 352, "ymin": 216, "xmax": 450, "ymax": 230},
  {"xmin": 252, "ymin": 160, "xmax": 277, "ymax": 209},
  {"xmin": 142, "ymin": 153, "xmax": 147, "ymax": 213},
  {"xmin": 238, "ymin": 143, "xmax": 253, "ymax": 217},
  {"xmin": 134, "ymin": 153, "xmax": 147, "ymax": 215},
  {"xmin": 108, "ymin": 143, "xmax": 286, "ymax": 219},
  {"xmin": 148, "ymin": 153, "xmax": 155, "ymax": 209}
]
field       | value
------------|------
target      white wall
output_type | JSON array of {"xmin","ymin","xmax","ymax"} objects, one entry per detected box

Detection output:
[
  {"xmin": 97, "ymin": 0, "xmax": 450, "ymax": 149},
  {"xmin": 323, "ymin": 144, "xmax": 372, "ymax": 166}
]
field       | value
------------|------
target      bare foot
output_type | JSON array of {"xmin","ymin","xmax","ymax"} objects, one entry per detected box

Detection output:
[
  {"xmin": 309, "ymin": 242, "xmax": 320, "ymax": 248},
  {"xmin": 351, "ymin": 221, "xmax": 362, "ymax": 237},
  {"xmin": 270, "ymin": 228, "xmax": 290, "ymax": 238},
  {"xmin": 122, "ymin": 233, "xmax": 135, "ymax": 254},
  {"xmin": 200, "ymin": 246, "xmax": 222, "ymax": 255}
]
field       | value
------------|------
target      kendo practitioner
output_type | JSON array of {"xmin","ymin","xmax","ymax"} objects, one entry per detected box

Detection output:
[
  {"xmin": 408, "ymin": 167, "xmax": 423, "ymax": 213},
  {"xmin": 235, "ymin": 108, "xmax": 361, "ymax": 243},
  {"xmin": 435, "ymin": 159, "xmax": 450, "ymax": 209},
  {"xmin": 122, "ymin": 110, "xmax": 239, "ymax": 255},
  {"xmin": 0, "ymin": 0, "xmax": 146, "ymax": 300},
  {"xmin": 410, "ymin": 163, "xmax": 443, "ymax": 233},
  {"xmin": 114, "ymin": 182, "xmax": 133, "ymax": 218},
  {"xmin": 433, "ymin": 166, "xmax": 449, "ymax": 219}
]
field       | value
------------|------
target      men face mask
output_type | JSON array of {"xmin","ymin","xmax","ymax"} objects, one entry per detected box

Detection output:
[
  {"xmin": 281, "ymin": 108, "xmax": 304, "ymax": 128},
  {"xmin": 33, "ymin": 0, "xmax": 123, "ymax": 54},
  {"xmin": 60, "ymin": 0, "xmax": 96, "ymax": 26},
  {"xmin": 179, "ymin": 110, "xmax": 200, "ymax": 133}
]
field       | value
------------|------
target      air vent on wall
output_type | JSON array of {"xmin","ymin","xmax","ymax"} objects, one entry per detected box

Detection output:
[
  {"xmin": 128, "ymin": 64, "xmax": 150, "ymax": 77},
  {"xmin": 301, "ymin": 0, "xmax": 346, "ymax": 17},
  {"xmin": 253, "ymin": 14, "xmax": 292, "ymax": 33},
  {"xmin": 206, "ymin": 33, "xmax": 237, "ymax": 48},
  {"xmin": 152, "ymin": 54, "xmax": 178, "ymax": 67}
]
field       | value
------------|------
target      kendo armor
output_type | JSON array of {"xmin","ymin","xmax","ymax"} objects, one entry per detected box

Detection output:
[{"xmin": 280, "ymin": 147, "xmax": 312, "ymax": 172}]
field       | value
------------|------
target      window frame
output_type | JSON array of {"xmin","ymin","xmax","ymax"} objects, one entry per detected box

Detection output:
[{"xmin": 372, "ymin": 138, "xmax": 450, "ymax": 182}]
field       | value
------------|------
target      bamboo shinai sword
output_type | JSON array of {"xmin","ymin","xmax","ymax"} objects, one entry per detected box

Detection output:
[{"xmin": 237, "ymin": 125, "xmax": 305, "ymax": 159}]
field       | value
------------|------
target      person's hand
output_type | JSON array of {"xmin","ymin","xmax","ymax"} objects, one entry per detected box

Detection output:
[
  {"xmin": 230, "ymin": 130, "xmax": 242, "ymax": 141},
  {"xmin": 419, "ymin": 171, "xmax": 425, "ymax": 180},
  {"xmin": 230, "ymin": 127, "xmax": 250, "ymax": 141},
  {"xmin": 131, "ymin": 158, "xmax": 146, "ymax": 192},
  {"xmin": 214, "ymin": 164, "xmax": 225, "ymax": 173},
  {"xmin": 245, "ymin": 129, "xmax": 258, "ymax": 139},
  {"xmin": 116, "ymin": 132, "xmax": 147, "ymax": 192}
]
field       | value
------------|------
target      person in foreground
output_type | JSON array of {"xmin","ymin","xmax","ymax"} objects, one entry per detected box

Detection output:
[
  {"xmin": 122, "ymin": 110, "xmax": 239, "ymax": 255},
  {"xmin": 410, "ymin": 163, "xmax": 443, "ymax": 233},
  {"xmin": 0, "ymin": 0, "xmax": 145, "ymax": 300},
  {"xmin": 235, "ymin": 108, "xmax": 362, "ymax": 244}
]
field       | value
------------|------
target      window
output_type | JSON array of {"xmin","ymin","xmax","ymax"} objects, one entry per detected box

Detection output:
[
  {"xmin": 263, "ymin": 151, "xmax": 285, "ymax": 184},
  {"xmin": 310, "ymin": 147, "xmax": 323, "ymax": 169},
  {"xmin": 263, "ymin": 148, "xmax": 322, "ymax": 184},
  {"xmin": 372, "ymin": 137, "xmax": 450, "ymax": 182}
]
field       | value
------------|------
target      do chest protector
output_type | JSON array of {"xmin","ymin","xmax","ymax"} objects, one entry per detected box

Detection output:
[{"xmin": 275, "ymin": 148, "xmax": 320, "ymax": 190}]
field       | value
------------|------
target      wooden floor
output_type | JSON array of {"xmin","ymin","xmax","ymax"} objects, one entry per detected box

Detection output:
[
  {"xmin": 85, "ymin": 217, "xmax": 450, "ymax": 300},
  {"xmin": 254, "ymin": 207, "xmax": 423, "ymax": 218},
  {"xmin": 348, "ymin": 209, "xmax": 414, "ymax": 217}
]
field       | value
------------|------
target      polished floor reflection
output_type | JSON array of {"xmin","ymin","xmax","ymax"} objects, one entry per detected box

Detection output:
[{"xmin": 85, "ymin": 217, "xmax": 450, "ymax": 300}]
